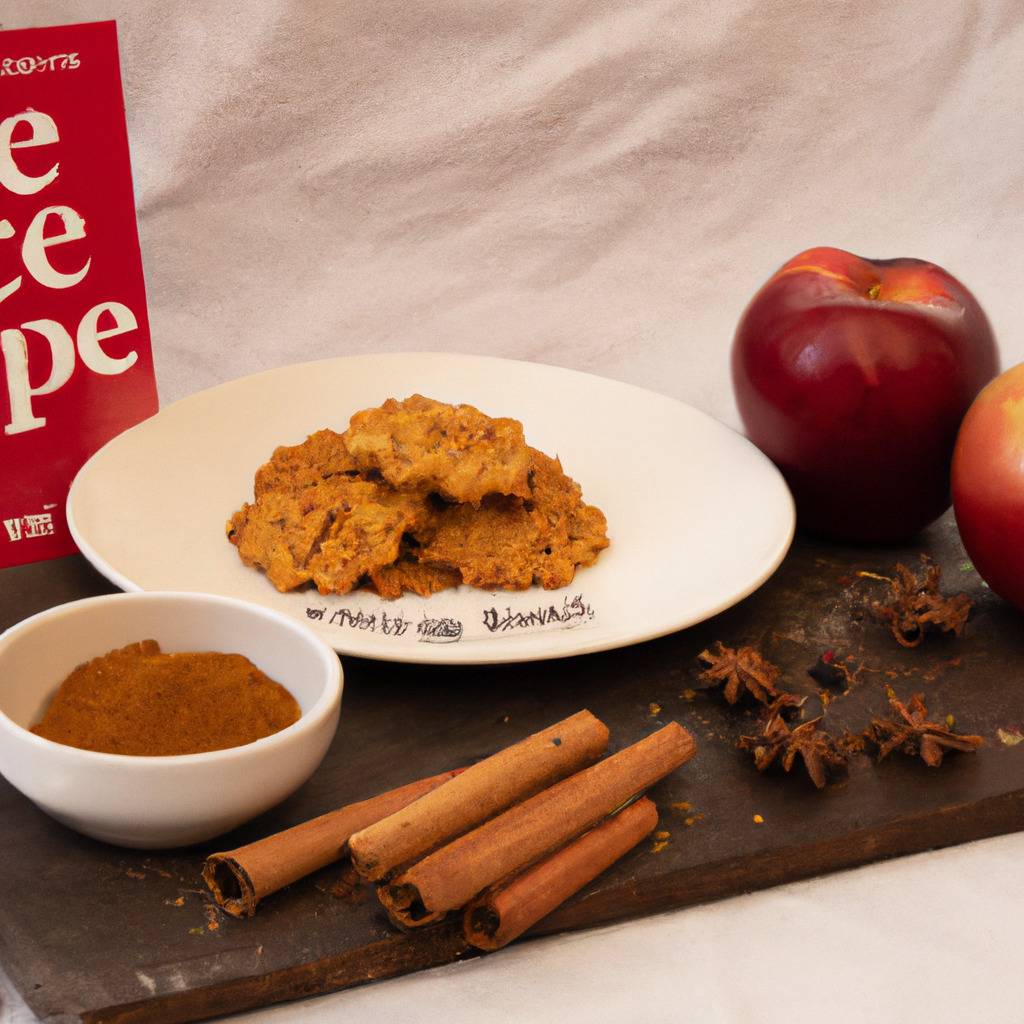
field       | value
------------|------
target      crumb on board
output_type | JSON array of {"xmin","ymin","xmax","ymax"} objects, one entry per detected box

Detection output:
[
  {"xmin": 648, "ymin": 702, "xmax": 662, "ymax": 717},
  {"xmin": 203, "ymin": 905, "xmax": 220, "ymax": 932},
  {"xmin": 997, "ymin": 728, "xmax": 1024, "ymax": 746},
  {"xmin": 671, "ymin": 801, "xmax": 692, "ymax": 812},
  {"xmin": 650, "ymin": 830, "xmax": 672, "ymax": 853},
  {"xmin": 681, "ymin": 688, "xmax": 697, "ymax": 701},
  {"xmin": 125, "ymin": 869, "xmax": 146, "ymax": 880},
  {"xmin": 164, "ymin": 896, "xmax": 186, "ymax": 908},
  {"xmin": 753, "ymin": 814, "xmax": 764, "ymax": 825}
]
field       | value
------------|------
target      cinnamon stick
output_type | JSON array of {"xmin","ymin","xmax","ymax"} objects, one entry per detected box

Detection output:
[
  {"xmin": 203, "ymin": 769, "xmax": 462, "ymax": 917},
  {"xmin": 463, "ymin": 796, "xmax": 658, "ymax": 950},
  {"xmin": 349, "ymin": 710, "xmax": 610, "ymax": 882},
  {"xmin": 379, "ymin": 722, "xmax": 695, "ymax": 928}
]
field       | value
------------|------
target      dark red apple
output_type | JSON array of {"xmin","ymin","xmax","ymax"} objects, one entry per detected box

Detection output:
[
  {"xmin": 952, "ymin": 363, "xmax": 1024, "ymax": 610},
  {"xmin": 732, "ymin": 246, "xmax": 998, "ymax": 543}
]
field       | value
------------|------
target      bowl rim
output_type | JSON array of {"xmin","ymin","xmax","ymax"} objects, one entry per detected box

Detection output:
[{"xmin": 0, "ymin": 590, "xmax": 343, "ymax": 767}]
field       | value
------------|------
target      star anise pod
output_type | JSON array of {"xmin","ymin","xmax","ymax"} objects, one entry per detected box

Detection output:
[
  {"xmin": 738, "ymin": 712, "xmax": 847, "ymax": 789},
  {"xmin": 696, "ymin": 642, "xmax": 800, "ymax": 707},
  {"xmin": 869, "ymin": 556, "xmax": 971, "ymax": 648},
  {"xmin": 866, "ymin": 692, "xmax": 984, "ymax": 767}
]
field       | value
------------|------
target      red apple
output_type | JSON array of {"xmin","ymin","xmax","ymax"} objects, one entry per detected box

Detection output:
[
  {"xmin": 732, "ymin": 246, "xmax": 999, "ymax": 543},
  {"xmin": 952, "ymin": 363, "xmax": 1024, "ymax": 610}
]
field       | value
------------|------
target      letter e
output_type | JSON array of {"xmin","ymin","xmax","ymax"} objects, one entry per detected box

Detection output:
[
  {"xmin": 0, "ymin": 112, "xmax": 60, "ymax": 196},
  {"xmin": 77, "ymin": 302, "xmax": 138, "ymax": 375},
  {"xmin": 22, "ymin": 206, "xmax": 91, "ymax": 289}
]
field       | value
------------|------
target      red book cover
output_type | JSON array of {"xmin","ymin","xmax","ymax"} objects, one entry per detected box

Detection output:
[{"xmin": 0, "ymin": 20, "xmax": 158, "ymax": 569}]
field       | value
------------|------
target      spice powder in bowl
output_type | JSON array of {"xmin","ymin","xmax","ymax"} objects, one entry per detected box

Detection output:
[{"xmin": 31, "ymin": 640, "xmax": 301, "ymax": 756}]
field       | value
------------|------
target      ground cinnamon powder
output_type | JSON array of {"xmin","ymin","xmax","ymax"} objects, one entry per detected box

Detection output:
[{"xmin": 31, "ymin": 640, "xmax": 301, "ymax": 756}]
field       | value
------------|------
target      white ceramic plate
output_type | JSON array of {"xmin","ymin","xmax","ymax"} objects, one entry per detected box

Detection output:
[{"xmin": 68, "ymin": 354, "xmax": 794, "ymax": 665}]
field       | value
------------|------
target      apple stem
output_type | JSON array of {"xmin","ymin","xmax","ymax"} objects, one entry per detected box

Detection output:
[{"xmin": 867, "ymin": 282, "xmax": 882, "ymax": 300}]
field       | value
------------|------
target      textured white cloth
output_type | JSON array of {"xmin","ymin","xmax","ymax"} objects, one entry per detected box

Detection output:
[{"xmin": 3, "ymin": 2, "xmax": 1024, "ymax": 1021}]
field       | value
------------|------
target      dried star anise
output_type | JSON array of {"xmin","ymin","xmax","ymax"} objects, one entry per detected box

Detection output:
[
  {"xmin": 697, "ymin": 642, "xmax": 801, "ymax": 707},
  {"xmin": 868, "ymin": 556, "xmax": 971, "ymax": 648},
  {"xmin": 738, "ymin": 712, "xmax": 847, "ymax": 789},
  {"xmin": 865, "ymin": 691, "xmax": 984, "ymax": 767}
]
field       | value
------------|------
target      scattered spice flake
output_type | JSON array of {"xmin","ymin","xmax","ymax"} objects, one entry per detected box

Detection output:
[
  {"xmin": 648, "ymin": 702, "xmax": 662, "ymax": 717},
  {"xmin": 317, "ymin": 863, "xmax": 365, "ymax": 903},
  {"xmin": 164, "ymin": 896, "xmax": 186, "ymax": 908},
  {"xmin": 125, "ymin": 869, "xmax": 146, "ymax": 880},
  {"xmin": 203, "ymin": 904, "xmax": 220, "ymax": 932},
  {"xmin": 650, "ymin": 838, "xmax": 670, "ymax": 854},
  {"xmin": 866, "ymin": 692, "xmax": 984, "ymax": 767},
  {"xmin": 696, "ymin": 642, "xmax": 801, "ymax": 708},
  {"xmin": 945, "ymin": 714, "xmax": 955, "ymax": 728},
  {"xmin": 654, "ymin": 830, "xmax": 671, "ymax": 840},
  {"xmin": 188, "ymin": 927, "xmax": 204, "ymax": 936},
  {"xmin": 867, "ymin": 557, "xmax": 971, "ymax": 648},
  {"xmin": 997, "ymin": 728, "xmax": 1024, "ymax": 747},
  {"xmin": 681, "ymin": 688, "xmax": 697, "ymax": 701},
  {"xmin": 752, "ymin": 814, "xmax": 764, "ymax": 824},
  {"xmin": 671, "ymin": 801, "xmax": 692, "ymax": 812},
  {"xmin": 857, "ymin": 570, "xmax": 891, "ymax": 584},
  {"xmin": 738, "ymin": 714, "xmax": 847, "ymax": 789},
  {"xmin": 683, "ymin": 814, "xmax": 704, "ymax": 827}
]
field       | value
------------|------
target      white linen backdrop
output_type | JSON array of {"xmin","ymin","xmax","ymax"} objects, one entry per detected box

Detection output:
[{"xmin": 2, "ymin": 2, "xmax": 1023, "ymax": 1022}]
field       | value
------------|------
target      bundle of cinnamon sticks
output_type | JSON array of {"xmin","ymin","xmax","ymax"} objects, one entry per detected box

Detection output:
[{"xmin": 204, "ymin": 710, "xmax": 696, "ymax": 950}]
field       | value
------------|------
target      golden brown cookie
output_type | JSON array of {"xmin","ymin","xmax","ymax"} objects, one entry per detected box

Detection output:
[
  {"xmin": 420, "ymin": 449, "xmax": 608, "ymax": 591},
  {"xmin": 230, "ymin": 470, "xmax": 437, "ymax": 596},
  {"xmin": 367, "ymin": 558, "xmax": 463, "ymax": 600},
  {"xmin": 342, "ymin": 394, "xmax": 532, "ymax": 505},
  {"xmin": 254, "ymin": 429, "xmax": 362, "ymax": 497}
]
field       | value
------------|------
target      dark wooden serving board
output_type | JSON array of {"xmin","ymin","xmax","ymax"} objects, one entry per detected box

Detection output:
[{"xmin": 2, "ymin": 512, "xmax": 1023, "ymax": 1024}]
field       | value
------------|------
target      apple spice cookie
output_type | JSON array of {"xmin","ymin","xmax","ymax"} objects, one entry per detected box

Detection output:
[
  {"xmin": 418, "ymin": 450, "xmax": 608, "ymax": 591},
  {"xmin": 342, "ymin": 394, "xmax": 533, "ymax": 506},
  {"xmin": 229, "ymin": 403, "xmax": 609, "ymax": 598},
  {"xmin": 367, "ymin": 557, "xmax": 464, "ymax": 600},
  {"xmin": 254, "ymin": 429, "xmax": 362, "ymax": 497}
]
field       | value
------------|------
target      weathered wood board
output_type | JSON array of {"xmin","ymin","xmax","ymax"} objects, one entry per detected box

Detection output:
[{"xmin": 1, "ymin": 512, "xmax": 1022, "ymax": 1024}]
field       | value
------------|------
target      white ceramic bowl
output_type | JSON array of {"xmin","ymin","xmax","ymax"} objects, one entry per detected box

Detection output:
[{"xmin": 0, "ymin": 592, "xmax": 342, "ymax": 848}]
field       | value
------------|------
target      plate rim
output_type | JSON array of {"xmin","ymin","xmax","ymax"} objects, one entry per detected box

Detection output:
[{"xmin": 67, "ymin": 352, "xmax": 795, "ymax": 664}]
